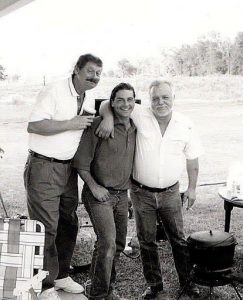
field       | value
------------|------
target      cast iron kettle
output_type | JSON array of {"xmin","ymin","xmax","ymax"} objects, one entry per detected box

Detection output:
[{"xmin": 187, "ymin": 230, "xmax": 237, "ymax": 273}]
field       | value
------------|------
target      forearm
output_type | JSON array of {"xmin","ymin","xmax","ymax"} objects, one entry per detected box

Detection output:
[
  {"xmin": 27, "ymin": 115, "xmax": 94, "ymax": 136},
  {"xmin": 78, "ymin": 169, "xmax": 100, "ymax": 191},
  {"xmin": 95, "ymin": 101, "xmax": 115, "ymax": 138},
  {"xmin": 186, "ymin": 158, "xmax": 199, "ymax": 190},
  {"xmin": 99, "ymin": 101, "xmax": 113, "ymax": 120},
  {"xmin": 78, "ymin": 169, "xmax": 111, "ymax": 202},
  {"xmin": 27, "ymin": 119, "xmax": 72, "ymax": 135}
]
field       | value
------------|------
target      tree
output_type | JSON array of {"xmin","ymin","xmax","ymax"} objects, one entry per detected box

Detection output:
[
  {"xmin": 231, "ymin": 32, "xmax": 243, "ymax": 75},
  {"xmin": 11, "ymin": 73, "xmax": 21, "ymax": 82},
  {"xmin": 107, "ymin": 70, "xmax": 115, "ymax": 77},
  {"xmin": 0, "ymin": 64, "xmax": 7, "ymax": 80},
  {"xmin": 117, "ymin": 59, "xmax": 137, "ymax": 77},
  {"xmin": 170, "ymin": 32, "xmax": 230, "ymax": 76}
]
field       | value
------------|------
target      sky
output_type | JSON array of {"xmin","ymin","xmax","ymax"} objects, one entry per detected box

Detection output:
[{"xmin": 0, "ymin": 0, "xmax": 243, "ymax": 78}]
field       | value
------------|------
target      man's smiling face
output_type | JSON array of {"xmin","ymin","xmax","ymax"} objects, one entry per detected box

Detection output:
[
  {"xmin": 150, "ymin": 83, "xmax": 174, "ymax": 118},
  {"xmin": 111, "ymin": 89, "xmax": 135, "ymax": 120}
]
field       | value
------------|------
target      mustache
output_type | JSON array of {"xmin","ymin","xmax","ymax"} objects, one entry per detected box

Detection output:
[{"xmin": 86, "ymin": 78, "xmax": 99, "ymax": 84}]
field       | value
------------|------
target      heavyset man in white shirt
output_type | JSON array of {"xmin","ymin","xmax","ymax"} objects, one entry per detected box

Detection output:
[
  {"xmin": 24, "ymin": 54, "xmax": 103, "ymax": 300},
  {"xmin": 132, "ymin": 97, "xmax": 202, "ymax": 191},
  {"xmin": 98, "ymin": 79, "xmax": 203, "ymax": 300}
]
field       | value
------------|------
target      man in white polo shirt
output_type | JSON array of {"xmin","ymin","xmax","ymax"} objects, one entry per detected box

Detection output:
[
  {"xmin": 98, "ymin": 79, "xmax": 203, "ymax": 300},
  {"xmin": 24, "ymin": 53, "xmax": 103, "ymax": 300}
]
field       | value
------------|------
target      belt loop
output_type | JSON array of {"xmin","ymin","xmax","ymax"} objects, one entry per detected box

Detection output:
[{"xmin": 28, "ymin": 149, "xmax": 34, "ymax": 157}]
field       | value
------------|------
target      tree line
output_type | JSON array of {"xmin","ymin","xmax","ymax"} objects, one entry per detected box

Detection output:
[
  {"xmin": 107, "ymin": 31, "xmax": 243, "ymax": 77},
  {"xmin": 1, "ymin": 31, "xmax": 243, "ymax": 80}
]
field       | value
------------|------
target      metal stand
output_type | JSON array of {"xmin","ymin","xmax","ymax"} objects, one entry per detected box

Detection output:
[{"xmin": 177, "ymin": 268, "xmax": 242, "ymax": 300}]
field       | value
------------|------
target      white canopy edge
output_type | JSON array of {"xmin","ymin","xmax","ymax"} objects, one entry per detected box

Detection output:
[{"xmin": 0, "ymin": 0, "xmax": 34, "ymax": 17}]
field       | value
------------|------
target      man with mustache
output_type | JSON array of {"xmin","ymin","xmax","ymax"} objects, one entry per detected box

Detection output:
[
  {"xmin": 97, "ymin": 79, "xmax": 203, "ymax": 300},
  {"xmin": 73, "ymin": 83, "xmax": 136, "ymax": 300},
  {"xmin": 24, "ymin": 53, "xmax": 102, "ymax": 300}
]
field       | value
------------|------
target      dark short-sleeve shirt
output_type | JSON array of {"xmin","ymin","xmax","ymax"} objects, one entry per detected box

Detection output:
[{"xmin": 72, "ymin": 116, "xmax": 136, "ymax": 190}]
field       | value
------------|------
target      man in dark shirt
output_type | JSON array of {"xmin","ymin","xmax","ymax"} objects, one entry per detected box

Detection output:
[{"xmin": 72, "ymin": 83, "xmax": 136, "ymax": 300}]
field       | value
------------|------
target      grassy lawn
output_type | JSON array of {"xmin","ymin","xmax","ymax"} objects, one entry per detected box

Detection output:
[{"xmin": 0, "ymin": 76, "xmax": 243, "ymax": 299}]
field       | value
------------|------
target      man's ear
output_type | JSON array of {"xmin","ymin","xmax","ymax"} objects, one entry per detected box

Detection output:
[
  {"xmin": 74, "ymin": 65, "xmax": 79, "ymax": 75},
  {"xmin": 172, "ymin": 94, "xmax": 175, "ymax": 105}
]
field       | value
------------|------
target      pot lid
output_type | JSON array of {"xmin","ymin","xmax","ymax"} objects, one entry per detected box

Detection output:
[{"xmin": 187, "ymin": 230, "xmax": 237, "ymax": 248}]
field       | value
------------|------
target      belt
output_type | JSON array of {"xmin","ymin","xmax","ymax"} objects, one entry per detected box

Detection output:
[
  {"xmin": 131, "ymin": 178, "xmax": 178, "ymax": 193},
  {"xmin": 29, "ymin": 150, "xmax": 72, "ymax": 164},
  {"xmin": 106, "ymin": 187, "xmax": 128, "ymax": 194}
]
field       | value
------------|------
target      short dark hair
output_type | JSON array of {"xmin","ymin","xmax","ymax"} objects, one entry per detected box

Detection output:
[
  {"xmin": 76, "ymin": 53, "xmax": 103, "ymax": 70},
  {"xmin": 110, "ymin": 82, "xmax": 136, "ymax": 104}
]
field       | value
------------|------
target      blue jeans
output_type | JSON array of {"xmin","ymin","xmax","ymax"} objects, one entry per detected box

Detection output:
[
  {"xmin": 130, "ymin": 182, "xmax": 191, "ymax": 288},
  {"xmin": 82, "ymin": 184, "xmax": 128, "ymax": 299}
]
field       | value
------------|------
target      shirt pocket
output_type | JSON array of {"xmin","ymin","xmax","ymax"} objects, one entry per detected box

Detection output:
[
  {"xmin": 166, "ymin": 135, "xmax": 187, "ymax": 154},
  {"xmin": 28, "ymin": 159, "xmax": 53, "ymax": 187}
]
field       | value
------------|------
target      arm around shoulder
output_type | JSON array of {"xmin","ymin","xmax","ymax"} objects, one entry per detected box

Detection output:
[{"xmin": 96, "ymin": 100, "xmax": 114, "ymax": 139}]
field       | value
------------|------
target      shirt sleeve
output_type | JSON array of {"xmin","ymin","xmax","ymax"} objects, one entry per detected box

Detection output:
[
  {"xmin": 72, "ymin": 120, "xmax": 99, "ymax": 171},
  {"xmin": 184, "ymin": 121, "xmax": 204, "ymax": 160},
  {"xmin": 130, "ymin": 104, "xmax": 146, "ymax": 127},
  {"xmin": 29, "ymin": 85, "xmax": 56, "ymax": 122}
]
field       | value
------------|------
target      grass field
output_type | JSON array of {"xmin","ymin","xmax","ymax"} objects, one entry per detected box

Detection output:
[{"xmin": 0, "ymin": 76, "xmax": 243, "ymax": 299}]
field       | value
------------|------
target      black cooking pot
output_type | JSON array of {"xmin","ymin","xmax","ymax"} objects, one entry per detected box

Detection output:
[{"xmin": 187, "ymin": 230, "xmax": 237, "ymax": 272}]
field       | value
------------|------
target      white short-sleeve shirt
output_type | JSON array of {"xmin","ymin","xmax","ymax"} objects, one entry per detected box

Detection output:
[
  {"xmin": 29, "ymin": 77, "xmax": 94, "ymax": 160},
  {"xmin": 131, "ymin": 105, "xmax": 203, "ymax": 188}
]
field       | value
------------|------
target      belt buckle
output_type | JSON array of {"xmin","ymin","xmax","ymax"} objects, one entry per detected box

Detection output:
[{"xmin": 112, "ymin": 189, "xmax": 120, "ymax": 194}]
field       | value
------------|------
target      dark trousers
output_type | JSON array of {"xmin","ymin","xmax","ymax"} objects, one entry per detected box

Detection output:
[
  {"xmin": 130, "ymin": 182, "xmax": 191, "ymax": 288},
  {"xmin": 82, "ymin": 184, "xmax": 128, "ymax": 300},
  {"xmin": 24, "ymin": 154, "xmax": 79, "ymax": 290}
]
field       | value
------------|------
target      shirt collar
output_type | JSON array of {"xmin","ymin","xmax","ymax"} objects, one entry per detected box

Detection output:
[
  {"xmin": 68, "ymin": 77, "xmax": 79, "ymax": 97},
  {"xmin": 148, "ymin": 107, "xmax": 178, "ymax": 124},
  {"xmin": 68, "ymin": 76, "xmax": 86, "ymax": 100},
  {"xmin": 169, "ymin": 111, "xmax": 181, "ymax": 124},
  {"xmin": 114, "ymin": 117, "xmax": 136, "ymax": 131}
]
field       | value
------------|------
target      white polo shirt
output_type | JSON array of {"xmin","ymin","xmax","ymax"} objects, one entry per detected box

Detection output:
[
  {"xmin": 29, "ymin": 77, "xmax": 94, "ymax": 160},
  {"xmin": 131, "ymin": 105, "xmax": 203, "ymax": 188}
]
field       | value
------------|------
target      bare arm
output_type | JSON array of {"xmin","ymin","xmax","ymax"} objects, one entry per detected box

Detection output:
[
  {"xmin": 95, "ymin": 101, "xmax": 114, "ymax": 139},
  {"xmin": 182, "ymin": 158, "xmax": 199, "ymax": 209},
  {"xmin": 27, "ymin": 115, "xmax": 94, "ymax": 136},
  {"xmin": 78, "ymin": 169, "xmax": 110, "ymax": 202}
]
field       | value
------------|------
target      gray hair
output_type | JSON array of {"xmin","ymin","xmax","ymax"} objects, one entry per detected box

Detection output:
[{"xmin": 149, "ymin": 79, "xmax": 175, "ymax": 97}]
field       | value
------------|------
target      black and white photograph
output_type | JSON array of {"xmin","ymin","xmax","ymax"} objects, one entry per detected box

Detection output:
[{"xmin": 1, "ymin": 0, "xmax": 243, "ymax": 299}]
